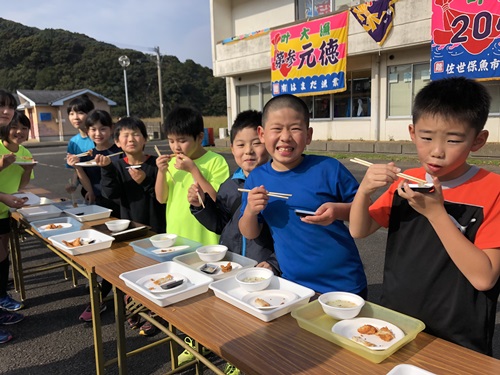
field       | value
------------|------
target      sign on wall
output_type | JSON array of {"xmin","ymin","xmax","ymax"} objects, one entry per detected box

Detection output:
[
  {"xmin": 270, "ymin": 11, "xmax": 348, "ymax": 96},
  {"xmin": 431, "ymin": 0, "xmax": 500, "ymax": 81}
]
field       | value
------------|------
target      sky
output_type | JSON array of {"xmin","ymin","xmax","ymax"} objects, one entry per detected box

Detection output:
[{"xmin": 1, "ymin": 0, "xmax": 213, "ymax": 68}]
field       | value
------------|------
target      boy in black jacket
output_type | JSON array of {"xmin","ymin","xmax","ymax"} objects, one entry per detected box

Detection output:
[{"xmin": 188, "ymin": 110, "xmax": 279, "ymax": 273}]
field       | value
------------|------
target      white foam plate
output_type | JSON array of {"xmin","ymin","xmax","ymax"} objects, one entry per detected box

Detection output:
[
  {"xmin": 13, "ymin": 192, "xmax": 40, "ymax": 206},
  {"xmin": 14, "ymin": 160, "xmax": 38, "ymax": 165},
  {"xmin": 39, "ymin": 222, "xmax": 72, "ymax": 231},
  {"xmin": 332, "ymin": 317, "xmax": 405, "ymax": 351},
  {"xmin": 241, "ymin": 289, "xmax": 297, "ymax": 310},
  {"xmin": 75, "ymin": 161, "xmax": 97, "ymax": 167},
  {"xmin": 136, "ymin": 272, "xmax": 187, "ymax": 294},
  {"xmin": 151, "ymin": 245, "xmax": 190, "ymax": 255},
  {"xmin": 197, "ymin": 261, "xmax": 242, "ymax": 276},
  {"xmin": 126, "ymin": 165, "xmax": 141, "ymax": 169},
  {"xmin": 386, "ymin": 364, "xmax": 436, "ymax": 375}
]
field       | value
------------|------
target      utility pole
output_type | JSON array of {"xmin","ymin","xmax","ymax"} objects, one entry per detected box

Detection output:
[{"xmin": 154, "ymin": 46, "xmax": 165, "ymax": 138}]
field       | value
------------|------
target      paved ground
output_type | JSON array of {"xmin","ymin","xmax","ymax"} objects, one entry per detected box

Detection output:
[{"xmin": 0, "ymin": 143, "xmax": 498, "ymax": 374}]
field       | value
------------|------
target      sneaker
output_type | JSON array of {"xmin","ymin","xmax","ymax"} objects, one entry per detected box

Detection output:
[
  {"xmin": 0, "ymin": 329, "xmax": 13, "ymax": 344},
  {"xmin": 127, "ymin": 315, "xmax": 141, "ymax": 329},
  {"xmin": 0, "ymin": 311, "xmax": 24, "ymax": 325},
  {"xmin": 0, "ymin": 294, "xmax": 24, "ymax": 312},
  {"xmin": 224, "ymin": 363, "xmax": 241, "ymax": 375},
  {"xmin": 79, "ymin": 303, "xmax": 107, "ymax": 322},
  {"xmin": 139, "ymin": 311, "xmax": 159, "ymax": 336},
  {"xmin": 177, "ymin": 336, "xmax": 211, "ymax": 366}
]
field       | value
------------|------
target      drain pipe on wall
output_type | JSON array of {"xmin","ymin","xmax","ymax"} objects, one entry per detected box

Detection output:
[{"xmin": 372, "ymin": 52, "xmax": 381, "ymax": 142}]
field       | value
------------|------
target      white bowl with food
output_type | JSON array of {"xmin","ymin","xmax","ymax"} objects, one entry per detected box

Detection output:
[
  {"xmin": 196, "ymin": 244, "xmax": 228, "ymax": 262},
  {"xmin": 318, "ymin": 291, "xmax": 365, "ymax": 320},
  {"xmin": 105, "ymin": 219, "xmax": 130, "ymax": 232},
  {"xmin": 235, "ymin": 267, "xmax": 274, "ymax": 292},
  {"xmin": 150, "ymin": 233, "xmax": 178, "ymax": 248}
]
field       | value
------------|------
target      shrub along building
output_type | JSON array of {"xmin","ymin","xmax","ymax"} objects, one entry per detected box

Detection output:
[
  {"xmin": 16, "ymin": 89, "xmax": 116, "ymax": 142},
  {"xmin": 209, "ymin": 0, "xmax": 500, "ymax": 143}
]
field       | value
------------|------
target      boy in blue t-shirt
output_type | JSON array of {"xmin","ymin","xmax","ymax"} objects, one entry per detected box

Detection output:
[{"xmin": 239, "ymin": 94, "xmax": 367, "ymax": 296}]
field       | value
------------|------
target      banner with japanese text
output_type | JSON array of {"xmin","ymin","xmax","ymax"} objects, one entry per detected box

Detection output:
[
  {"xmin": 271, "ymin": 11, "xmax": 348, "ymax": 96},
  {"xmin": 431, "ymin": 0, "xmax": 500, "ymax": 81}
]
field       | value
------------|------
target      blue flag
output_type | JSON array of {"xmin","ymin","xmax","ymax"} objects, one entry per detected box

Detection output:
[{"xmin": 350, "ymin": 0, "xmax": 398, "ymax": 45}]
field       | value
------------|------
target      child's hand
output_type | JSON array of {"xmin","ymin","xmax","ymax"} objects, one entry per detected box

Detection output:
[
  {"xmin": 358, "ymin": 162, "xmax": 401, "ymax": 195},
  {"xmin": 299, "ymin": 203, "xmax": 337, "ymax": 226},
  {"xmin": 156, "ymin": 154, "xmax": 171, "ymax": 173},
  {"xmin": 129, "ymin": 167, "xmax": 146, "ymax": 184},
  {"xmin": 245, "ymin": 186, "xmax": 269, "ymax": 216},
  {"xmin": 66, "ymin": 154, "xmax": 80, "ymax": 167},
  {"xmin": 0, "ymin": 153, "xmax": 16, "ymax": 170},
  {"xmin": 94, "ymin": 154, "xmax": 111, "ymax": 167},
  {"xmin": 20, "ymin": 164, "xmax": 35, "ymax": 172},
  {"xmin": 2, "ymin": 194, "xmax": 27, "ymax": 209},
  {"xmin": 188, "ymin": 183, "xmax": 205, "ymax": 207},
  {"xmin": 397, "ymin": 176, "xmax": 445, "ymax": 219},
  {"xmin": 84, "ymin": 190, "xmax": 96, "ymax": 204},
  {"xmin": 174, "ymin": 153, "xmax": 196, "ymax": 173},
  {"xmin": 256, "ymin": 261, "xmax": 273, "ymax": 272}
]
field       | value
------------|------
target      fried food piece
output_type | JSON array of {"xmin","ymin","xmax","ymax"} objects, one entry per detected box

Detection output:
[
  {"xmin": 376, "ymin": 326, "xmax": 395, "ymax": 342},
  {"xmin": 254, "ymin": 298, "xmax": 271, "ymax": 307},
  {"xmin": 220, "ymin": 262, "xmax": 232, "ymax": 273},
  {"xmin": 152, "ymin": 274, "xmax": 173, "ymax": 286},
  {"xmin": 47, "ymin": 223, "xmax": 63, "ymax": 229},
  {"xmin": 62, "ymin": 237, "xmax": 81, "ymax": 247},
  {"xmin": 357, "ymin": 324, "xmax": 378, "ymax": 335}
]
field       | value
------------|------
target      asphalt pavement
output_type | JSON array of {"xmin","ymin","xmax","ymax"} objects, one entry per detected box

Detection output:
[{"xmin": 0, "ymin": 141, "xmax": 498, "ymax": 374}]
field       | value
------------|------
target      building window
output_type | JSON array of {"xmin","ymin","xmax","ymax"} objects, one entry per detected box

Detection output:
[
  {"xmin": 482, "ymin": 81, "xmax": 500, "ymax": 115},
  {"xmin": 237, "ymin": 82, "xmax": 273, "ymax": 111},
  {"xmin": 388, "ymin": 63, "xmax": 430, "ymax": 117},
  {"xmin": 296, "ymin": 0, "xmax": 350, "ymax": 20},
  {"xmin": 302, "ymin": 70, "xmax": 371, "ymax": 119}
]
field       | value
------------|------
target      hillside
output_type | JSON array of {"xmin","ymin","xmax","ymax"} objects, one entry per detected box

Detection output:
[{"xmin": 0, "ymin": 18, "xmax": 226, "ymax": 117}]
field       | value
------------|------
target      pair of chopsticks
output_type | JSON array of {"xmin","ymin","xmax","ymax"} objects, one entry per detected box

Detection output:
[
  {"xmin": 349, "ymin": 158, "xmax": 427, "ymax": 185},
  {"xmin": 154, "ymin": 145, "xmax": 176, "ymax": 184},
  {"xmin": 237, "ymin": 188, "xmax": 292, "ymax": 200}
]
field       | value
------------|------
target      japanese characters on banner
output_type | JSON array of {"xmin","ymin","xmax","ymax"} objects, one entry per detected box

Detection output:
[
  {"xmin": 270, "ymin": 11, "xmax": 348, "ymax": 97},
  {"xmin": 431, "ymin": 0, "xmax": 500, "ymax": 81}
]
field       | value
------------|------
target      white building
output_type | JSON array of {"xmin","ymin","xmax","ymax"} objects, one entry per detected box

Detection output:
[{"xmin": 210, "ymin": 0, "xmax": 500, "ymax": 142}]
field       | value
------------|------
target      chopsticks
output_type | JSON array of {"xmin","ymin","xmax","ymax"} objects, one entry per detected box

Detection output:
[
  {"xmin": 106, "ymin": 151, "xmax": 123, "ymax": 158},
  {"xmin": 350, "ymin": 158, "xmax": 428, "ymax": 185},
  {"xmin": 237, "ymin": 188, "xmax": 292, "ymax": 200},
  {"xmin": 154, "ymin": 145, "xmax": 176, "ymax": 184}
]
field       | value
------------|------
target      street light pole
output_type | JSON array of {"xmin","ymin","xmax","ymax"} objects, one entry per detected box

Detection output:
[
  {"xmin": 118, "ymin": 55, "xmax": 131, "ymax": 116},
  {"xmin": 154, "ymin": 46, "xmax": 164, "ymax": 137}
]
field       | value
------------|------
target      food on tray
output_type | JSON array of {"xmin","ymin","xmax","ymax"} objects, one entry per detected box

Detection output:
[
  {"xmin": 61, "ymin": 237, "xmax": 96, "ymax": 247},
  {"xmin": 220, "ymin": 262, "xmax": 232, "ymax": 273},
  {"xmin": 151, "ymin": 274, "xmax": 174, "ymax": 287},
  {"xmin": 326, "ymin": 299, "xmax": 358, "ymax": 308},
  {"xmin": 376, "ymin": 326, "xmax": 396, "ymax": 342},
  {"xmin": 352, "ymin": 335, "xmax": 377, "ymax": 348},
  {"xmin": 254, "ymin": 297, "xmax": 271, "ymax": 308},
  {"xmin": 46, "ymin": 223, "xmax": 63, "ymax": 229},
  {"xmin": 356, "ymin": 324, "xmax": 395, "ymax": 342},
  {"xmin": 18, "ymin": 156, "xmax": 34, "ymax": 161},
  {"xmin": 242, "ymin": 276, "xmax": 266, "ymax": 283},
  {"xmin": 358, "ymin": 324, "xmax": 378, "ymax": 335}
]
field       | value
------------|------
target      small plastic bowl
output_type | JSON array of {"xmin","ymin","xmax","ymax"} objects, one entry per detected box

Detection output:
[
  {"xmin": 196, "ymin": 244, "xmax": 228, "ymax": 262},
  {"xmin": 235, "ymin": 268, "xmax": 274, "ymax": 292},
  {"xmin": 150, "ymin": 233, "xmax": 177, "ymax": 248},
  {"xmin": 318, "ymin": 291, "xmax": 365, "ymax": 320},
  {"xmin": 104, "ymin": 219, "xmax": 130, "ymax": 232}
]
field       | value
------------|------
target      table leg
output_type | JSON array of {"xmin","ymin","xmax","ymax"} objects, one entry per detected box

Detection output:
[
  {"xmin": 9, "ymin": 218, "xmax": 25, "ymax": 301},
  {"xmin": 89, "ymin": 268, "xmax": 105, "ymax": 374},
  {"xmin": 113, "ymin": 286, "xmax": 127, "ymax": 375}
]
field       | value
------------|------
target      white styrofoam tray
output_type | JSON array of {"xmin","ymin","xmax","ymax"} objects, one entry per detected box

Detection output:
[
  {"xmin": 209, "ymin": 275, "xmax": 315, "ymax": 322},
  {"xmin": 17, "ymin": 204, "xmax": 62, "ymax": 222},
  {"xmin": 63, "ymin": 205, "xmax": 112, "ymax": 222},
  {"xmin": 386, "ymin": 364, "xmax": 436, "ymax": 375},
  {"xmin": 119, "ymin": 261, "xmax": 214, "ymax": 307},
  {"xmin": 48, "ymin": 229, "xmax": 115, "ymax": 255},
  {"xmin": 173, "ymin": 251, "xmax": 257, "ymax": 280}
]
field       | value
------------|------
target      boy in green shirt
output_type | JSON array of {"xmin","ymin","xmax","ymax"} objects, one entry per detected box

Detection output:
[{"xmin": 155, "ymin": 106, "xmax": 229, "ymax": 245}]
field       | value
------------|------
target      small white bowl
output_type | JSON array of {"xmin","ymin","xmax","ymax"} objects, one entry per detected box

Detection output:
[
  {"xmin": 318, "ymin": 291, "xmax": 365, "ymax": 320},
  {"xmin": 196, "ymin": 244, "xmax": 228, "ymax": 262},
  {"xmin": 104, "ymin": 219, "xmax": 130, "ymax": 232},
  {"xmin": 150, "ymin": 233, "xmax": 178, "ymax": 248},
  {"xmin": 235, "ymin": 268, "xmax": 274, "ymax": 292}
]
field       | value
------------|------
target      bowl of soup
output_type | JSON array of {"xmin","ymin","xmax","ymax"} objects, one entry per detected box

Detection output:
[
  {"xmin": 235, "ymin": 268, "xmax": 273, "ymax": 292},
  {"xmin": 318, "ymin": 291, "xmax": 365, "ymax": 320}
]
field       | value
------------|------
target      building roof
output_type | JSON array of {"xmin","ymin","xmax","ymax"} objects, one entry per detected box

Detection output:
[{"xmin": 16, "ymin": 89, "xmax": 117, "ymax": 108}]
